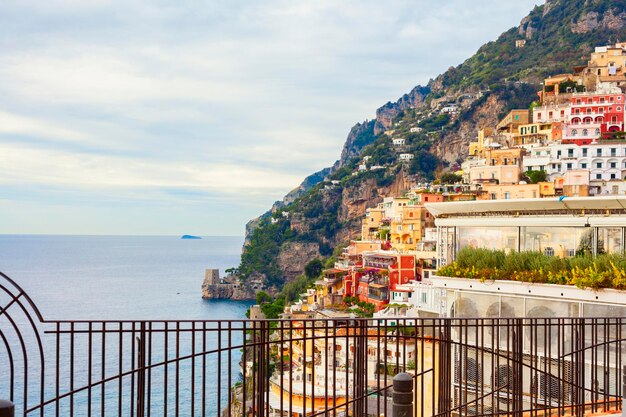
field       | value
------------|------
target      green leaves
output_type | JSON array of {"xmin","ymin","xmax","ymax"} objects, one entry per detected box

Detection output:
[{"xmin": 439, "ymin": 247, "xmax": 626, "ymax": 290}]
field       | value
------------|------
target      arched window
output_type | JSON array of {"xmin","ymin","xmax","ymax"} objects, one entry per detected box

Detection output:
[
  {"xmin": 582, "ymin": 129, "xmax": 588, "ymax": 136},
  {"xmin": 571, "ymin": 129, "xmax": 577, "ymax": 136}
]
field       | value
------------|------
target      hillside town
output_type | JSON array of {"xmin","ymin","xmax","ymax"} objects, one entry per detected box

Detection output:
[{"xmin": 232, "ymin": 42, "xmax": 626, "ymax": 417}]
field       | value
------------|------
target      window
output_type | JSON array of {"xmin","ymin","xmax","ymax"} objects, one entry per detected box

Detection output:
[
  {"xmin": 582, "ymin": 129, "xmax": 588, "ymax": 136},
  {"xmin": 581, "ymin": 163, "xmax": 587, "ymax": 168},
  {"xmin": 596, "ymin": 174, "xmax": 602, "ymax": 179},
  {"xmin": 557, "ymin": 150, "xmax": 561, "ymax": 158},
  {"xmin": 611, "ymin": 173, "xmax": 616, "ymax": 179},
  {"xmin": 504, "ymin": 192, "xmax": 511, "ymax": 200},
  {"xmin": 566, "ymin": 163, "xmax": 573, "ymax": 169},
  {"xmin": 568, "ymin": 149, "xmax": 574, "ymax": 157},
  {"xmin": 582, "ymin": 148, "xmax": 588, "ymax": 157},
  {"xmin": 597, "ymin": 149, "xmax": 602, "ymax": 156},
  {"xmin": 596, "ymin": 162, "xmax": 602, "ymax": 169},
  {"xmin": 610, "ymin": 162, "xmax": 617, "ymax": 169},
  {"xmin": 571, "ymin": 129, "xmax": 577, "ymax": 136},
  {"xmin": 611, "ymin": 148, "xmax": 617, "ymax": 156}
]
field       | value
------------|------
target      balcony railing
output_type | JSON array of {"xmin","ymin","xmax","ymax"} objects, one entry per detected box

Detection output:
[{"xmin": 0, "ymin": 271, "xmax": 624, "ymax": 417}]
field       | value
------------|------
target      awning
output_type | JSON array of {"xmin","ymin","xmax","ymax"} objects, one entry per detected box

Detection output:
[{"xmin": 425, "ymin": 196, "xmax": 626, "ymax": 218}]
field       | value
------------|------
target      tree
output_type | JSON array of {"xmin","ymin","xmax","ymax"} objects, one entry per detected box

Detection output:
[
  {"xmin": 304, "ymin": 259, "xmax": 323, "ymax": 279},
  {"xmin": 440, "ymin": 173, "xmax": 463, "ymax": 184},
  {"xmin": 255, "ymin": 291, "xmax": 273, "ymax": 305},
  {"xmin": 525, "ymin": 170, "xmax": 547, "ymax": 184}
]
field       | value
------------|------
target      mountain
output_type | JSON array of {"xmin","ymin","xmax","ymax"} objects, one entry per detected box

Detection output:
[{"xmin": 227, "ymin": 0, "xmax": 626, "ymax": 297}]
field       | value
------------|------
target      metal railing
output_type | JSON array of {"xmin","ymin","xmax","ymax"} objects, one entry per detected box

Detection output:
[{"xmin": 1, "ymin": 271, "xmax": 625, "ymax": 417}]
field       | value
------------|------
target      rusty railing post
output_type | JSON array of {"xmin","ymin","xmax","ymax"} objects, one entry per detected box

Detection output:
[
  {"xmin": 0, "ymin": 400, "xmax": 14, "ymax": 417},
  {"xmin": 392, "ymin": 372, "xmax": 413, "ymax": 417}
]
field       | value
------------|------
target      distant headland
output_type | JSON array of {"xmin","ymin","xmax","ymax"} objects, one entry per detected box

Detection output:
[{"xmin": 181, "ymin": 235, "xmax": 202, "ymax": 240}]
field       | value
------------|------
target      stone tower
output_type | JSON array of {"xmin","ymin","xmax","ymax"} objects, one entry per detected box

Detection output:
[{"xmin": 204, "ymin": 269, "xmax": 220, "ymax": 285}]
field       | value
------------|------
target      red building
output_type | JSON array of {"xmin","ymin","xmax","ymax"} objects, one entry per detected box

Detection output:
[
  {"xmin": 347, "ymin": 252, "xmax": 418, "ymax": 312},
  {"xmin": 563, "ymin": 91, "xmax": 625, "ymax": 145}
]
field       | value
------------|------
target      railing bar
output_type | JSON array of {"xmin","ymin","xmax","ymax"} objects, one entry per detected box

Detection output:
[
  {"xmin": 147, "ymin": 321, "xmax": 152, "ymax": 417},
  {"xmin": 163, "ymin": 321, "xmax": 168, "ymax": 417},
  {"xmin": 211, "ymin": 323, "xmax": 216, "ymax": 416},
  {"xmin": 265, "ymin": 321, "xmax": 270, "ymax": 417},
  {"xmin": 191, "ymin": 321, "xmax": 195, "ymax": 417},
  {"xmin": 118, "ymin": 322, "xmax": 123, "ymax": 417},
  {"xmin": 202, "ymin": 321, "xmax": 207, "ymax": 417},
  {"xmin": 70, "ymin": 321, "xmax": 74, "ymax": 416},
  {"xmin": 55, "ymin": 322, "xmax": 60, "ymax": 417},
  {"xmin": 289, "ymin": 320, "xmax": 293, "ymax": 417},
  {"xmin": 102, "ymin": 322, "xmax": 106, "ymax": 416},
  {"xmin": 302, "ymin": 320, "xmax": 307, "ymax": 417},
  {"xmin": 376, "ymin": 318, "xmax": 381, "ymax": 417},
  {"xmin": 175, "ymin": 321, "xmax": 180, "ymax": 417},
  {"xmin": 242, "ymin": 321, "xmax": 247, "ymax": 417},
  {"xmin": 227, "ymin": 321, "xmax": 232, "ymax": 417},
  {"xmin": 88, "ymin": 322, "xmax": 93, "ymax": 417},
  {"xmin": 311, "ymin": 319, "xmax": 315, "ymax": 417},
  {"xmin": 131, "ymin": 322, "xmax": 136, "ymax": 417}
]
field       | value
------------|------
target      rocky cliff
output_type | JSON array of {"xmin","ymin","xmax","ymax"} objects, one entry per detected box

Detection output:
[{"xmin": 221, "ymin": 0, "xmax": 626, "ymax": 299}]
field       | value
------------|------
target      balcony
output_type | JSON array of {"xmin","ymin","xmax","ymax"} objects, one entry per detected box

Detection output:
[{"xmin": 1, "ymin": 272, "xmax": 624, "ymax": 417}]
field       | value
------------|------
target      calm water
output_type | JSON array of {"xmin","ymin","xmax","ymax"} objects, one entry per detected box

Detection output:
[
  {"xmin": 0, "ymin": 235, "xmax": 251, "ymax": 320},
  {"xmin": 0, "ymin": 235, "xmax": 253, "ymax": 416}
]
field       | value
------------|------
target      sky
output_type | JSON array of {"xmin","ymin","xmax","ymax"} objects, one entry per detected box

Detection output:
[{"xmin": 0, "ymin": 0, "xmax": 540, "ymax": 236}]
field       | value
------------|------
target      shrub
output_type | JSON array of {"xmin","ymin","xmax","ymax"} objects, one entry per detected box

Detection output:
[{"xmin": 438, "ymin": 247, "xmax": 626, "ymax": 291}]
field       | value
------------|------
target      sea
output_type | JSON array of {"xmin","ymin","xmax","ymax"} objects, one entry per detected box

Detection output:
[{"xmin": 0, "ymin": 235, "xmax": 254, "ymax": 416}]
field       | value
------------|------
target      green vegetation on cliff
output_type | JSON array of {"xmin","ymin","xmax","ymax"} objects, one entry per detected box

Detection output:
[
  {"xmin": 440, "ymin": 0, "xmax": 626, "ymax": 89},
  {"xmin": 234, "ymin": 0, "xmax": 626, "ymax": 289}
]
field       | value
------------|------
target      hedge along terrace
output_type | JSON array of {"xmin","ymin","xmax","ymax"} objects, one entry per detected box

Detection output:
[{"xmin": 437, "ymin": 247, "xmax": 626, "ymax": 291}]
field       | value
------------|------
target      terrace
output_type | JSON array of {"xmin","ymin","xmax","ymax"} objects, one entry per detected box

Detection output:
[{"xmin": 1, "ymin": 272, "xmax": 625, "ymax": 417}]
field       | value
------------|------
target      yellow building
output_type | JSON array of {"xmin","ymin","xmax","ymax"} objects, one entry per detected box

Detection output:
[
  {"xmin": 468, "ymin": 128, "xmax": 495, "ymax": 157},
  {"xmin": 483, "ymin": 147, "xmax": 524, "ymax": 167},
  {"xmin": 479, "ymin": 182, "xmax": 555, "ymax": 200},
  {"xmin": 389, "ymin": 205, "xmax": 435, "ymax": 252},
  {"xmin": 514, "ymin": 122, "xmax": 554, "ymax": 146},
  {"xmin": 361, "ymin": 206, "xmax": 385, "ymax": 240},
  {"xmin": 586, "ymin": 42, "xmax": 626, "ymax": 81}
]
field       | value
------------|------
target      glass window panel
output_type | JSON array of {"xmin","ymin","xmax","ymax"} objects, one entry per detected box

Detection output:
[
  {"xmin": 521, "ymin": 227, "xmax": 590, "ymax": 257},
  {"xmin": 598, "ymin": 227, "xmax": 623, "ymax": 254},
  {"xmin": 457, "ymin": 227, "xmax": 518, "ymax": 253}
]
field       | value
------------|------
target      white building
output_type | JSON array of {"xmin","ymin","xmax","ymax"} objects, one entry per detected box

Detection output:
[
  {"xmin": 441, "ymin": 104, "xmax": 458, "ymax": 114},
  {"xmin": 399, "ymin": 153, "xmax": 414, "ymax": 161},
  {"xmin": 392, "ymin": 138, "xmax": 406, "ymax": 146},
  {"xmin": 522, "ymin": 141, "xmax": 626, "ymax": 182},
  {"xmin": 533, "ymin": 103, "xmax": 571, "ymax": 123}
]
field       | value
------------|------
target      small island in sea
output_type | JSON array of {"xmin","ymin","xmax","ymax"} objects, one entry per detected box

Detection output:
[{"xmin": 181, "ymin": 235, "xmax": 202, "ymax": 240}]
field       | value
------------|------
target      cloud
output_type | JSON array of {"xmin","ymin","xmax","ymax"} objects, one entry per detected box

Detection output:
[
  {"xmin": 0, "ymin": 143, "xmax": 302, "ymax": 192},
  {"xmin": 0, "ymin": 0, "xmax": 541, "ymax": 234}
]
